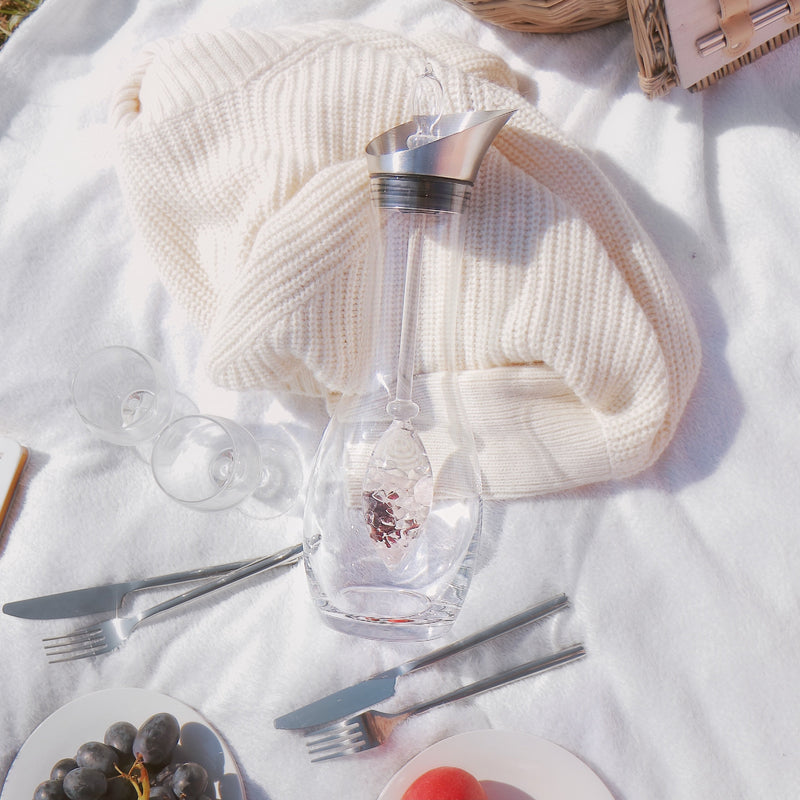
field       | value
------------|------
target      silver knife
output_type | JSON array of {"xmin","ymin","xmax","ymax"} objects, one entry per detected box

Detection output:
[
  {"xmin": 274, "ymin": 593, "xmax": 569, "ymax": 730},
  {"xmin": 3, "ymin": 549, "xmax": 299, "ymax": 619}
]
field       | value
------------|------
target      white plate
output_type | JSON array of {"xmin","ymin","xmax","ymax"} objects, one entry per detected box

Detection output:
[
  {"xmin": 1, "ymin": 688, "xmax": 246, "ymax": 800},
  {"xmin": 378, "ymin": 730, "xmax": 614, "ymax": 800}
]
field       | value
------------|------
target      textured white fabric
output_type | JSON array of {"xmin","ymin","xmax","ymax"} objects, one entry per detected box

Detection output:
[
  {"xmin": 3, "ymin": 3, "xmax": 800, "ymax": 800},
  {"xmin": 110, "ymin": 23, "xmax": 701, "ymax": 499}
]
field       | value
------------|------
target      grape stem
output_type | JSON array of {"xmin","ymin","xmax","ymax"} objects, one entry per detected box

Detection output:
[{"xmin": 115, "ymin": 759, "xmax": 150, "ymax": 800}]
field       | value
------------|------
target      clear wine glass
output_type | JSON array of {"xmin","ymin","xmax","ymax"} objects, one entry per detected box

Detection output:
[
  {"xmin": 150, "ymin": 414, "xmax": 302, "ymax": 519},
  {"xmin": 71, "ymin": 346, "xmax": 178, "ymax": 447}
]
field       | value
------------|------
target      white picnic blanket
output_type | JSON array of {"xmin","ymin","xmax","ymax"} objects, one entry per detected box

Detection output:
[{"xmin": 1, "ymin": 1, "xmax": 799, "ymax": 799}]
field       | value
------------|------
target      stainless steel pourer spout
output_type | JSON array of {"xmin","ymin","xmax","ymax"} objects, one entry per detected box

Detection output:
[{"xmin": 366, "ymin": 109, "xmax": 515, "ymax": 184}]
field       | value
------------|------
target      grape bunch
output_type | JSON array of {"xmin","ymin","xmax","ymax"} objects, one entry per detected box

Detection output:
[{"xmin": 32, "ymin": 713, "xmax": 213, "ymax": 800}]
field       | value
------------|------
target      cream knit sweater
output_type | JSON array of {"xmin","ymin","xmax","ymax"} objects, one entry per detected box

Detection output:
[{"xmin": 110, "ymin": 22, "xmax": 701, "ymax": 499}]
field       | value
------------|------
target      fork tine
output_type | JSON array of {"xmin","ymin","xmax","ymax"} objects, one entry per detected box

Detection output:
[
  {"xmin": 42, "ymin": 624, "xmax": 100, "ymax": 644},
  {"xmin": 45, "ymin": 638, "xmax": 109, "ymax": 662},
  {"xmin": 43, "ymin": 632, "xmax": 103, "ymax": 652},
  {"xmin": 42, "ymin": 624, "xmax": 108, "ymax": 663},
  {"xmin": 305, "ymin": 719, "xmax": 373, "ymax": 762},
  {"xmin": 305, "ymin": 720, "xmax": 360, "ymax": 746},
  {"xmin": 43, "ymin": 633, "xmax": 104, "ymax": 653},
  {"xmin": 47, "ymin": 645, "xmax": 107, "ymax": 663},
  {"xmin": 308, "ymin": 736, "xmax": 371, "ymax": 762},
  {"xmin": 309, "ymin": 743, "xmax": 371, "ymax": 763},
  {"xmin": 44, "ymin": 629, "xmax": 101, "ymax": 646}
]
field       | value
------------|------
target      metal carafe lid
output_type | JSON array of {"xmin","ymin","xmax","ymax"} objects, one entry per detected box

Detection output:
[{"xmin": 365, "ymin": 109, "xmax": 515, "ymax": 185}]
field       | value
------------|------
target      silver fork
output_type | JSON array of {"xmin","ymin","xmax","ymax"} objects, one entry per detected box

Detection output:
[
  {"xmin": 42, "ymin": 542, "xmax": 302, "ymax": 663},
  {"xmin": 305, "ymin": 643, "xmax": 586, "ymax": 762}
]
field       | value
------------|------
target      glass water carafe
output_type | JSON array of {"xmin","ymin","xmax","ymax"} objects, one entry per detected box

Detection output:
[{"xmin": 304, "ymin": 105, "xmax": 513, "ymax": 641}]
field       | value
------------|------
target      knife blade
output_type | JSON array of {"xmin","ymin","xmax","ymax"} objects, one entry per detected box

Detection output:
[
  {"xmin": 274, "ymin": 593, "xmax": 569, "ymax": 730},
  {"xmin": 3, "ymin": 554, "xmax": 283, "ymax": 619}
]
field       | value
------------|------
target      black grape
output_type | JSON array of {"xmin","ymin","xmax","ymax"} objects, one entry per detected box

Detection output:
[
  {"xmin": 153, "ymin": 763, "xmax": 177, "ymax": 787},
  {"xmin": 132, "ymin": 713, "xmax": 180, "ymax": 766},
  {"xmin": 171, "ymin": 763, "xmax": 208, "ymax": 799},
  {"xmin": 50, "ymin": 759, "xmax": 78, "ymax": 781},
  {"xmin": 99, "ymin": 776, "xmax": 137, "ymax": 800},
  {"xmin": 33, "ymin": 779, "xmax": 67, "ymax": 800},
  {"xmin": 76, "ymin": 742, "xmax": 119, "ymax": 777},
  {"xmin": 103, "ymin": 721, "xmax": 137, "ymax": 756},
  {"xmin": 148, "ymin": 788, "xmax": 177, "ymax": 800},
  {"xmin": 62, "ymin": 767, "xmax": 107, "ymax": 800},
  {"xmin": 34, "ymin": 710, "xmax": 218, "ymax": 800}
]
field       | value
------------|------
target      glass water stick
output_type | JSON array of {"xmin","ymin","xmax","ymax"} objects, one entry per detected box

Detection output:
[{"xmin": 361, "ymin": 66, "xmax": 445, "ymax": 564}]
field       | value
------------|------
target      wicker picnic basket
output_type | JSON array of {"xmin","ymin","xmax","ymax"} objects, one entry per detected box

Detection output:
[
  {"xmin": 454, "ymin": 0, "xmax": 800, "ymax": 97},
  {"xmin": 449, "ymin": 0, "xmax": 628, "ymax": 33},
  {"xmin": 628, "ymin": 0, "xmax": 800, "ymax": 97}
]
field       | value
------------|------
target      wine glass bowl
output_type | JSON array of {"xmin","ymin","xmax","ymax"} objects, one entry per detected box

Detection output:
[
  {"xmin": 151, "ymin": 414, "xmax": 302, "ymax": 517},
  {"xmin": 151, "ymin": 415, "xmax": 258, "ymax": 511},
  {"xmin": 71, "ymin": 346, "xmax": 176, "ymax": 446}
]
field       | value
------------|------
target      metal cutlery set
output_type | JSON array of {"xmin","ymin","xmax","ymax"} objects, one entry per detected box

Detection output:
[
  {"xmin": 40, "ymin": 544, "xmax": 303, "ymax": 662},
  {"xmin": 3, "ymin": 550, "xmax": 302, "ymax": 620},
  {"xmin": 275, "ymin": 596, "xmax": 585, "ymax": 761},
  {"xmin": 302, "ymin": 644, "xmax": 586, "ymax": 761},
  {"xmin": 4, "ymin": 551, "xmax": 585, "ymax": 762},
  {"xmin": 4, "ymin": 544, "xmax": 303, "ymax": 660}
]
